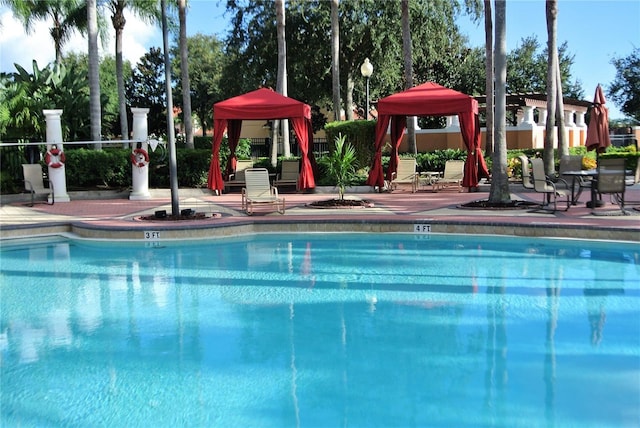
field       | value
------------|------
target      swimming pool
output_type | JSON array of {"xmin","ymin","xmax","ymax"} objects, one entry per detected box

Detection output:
[{"xmin": 1, "ymin": 233, "xmax": 639, "ymax": 427}]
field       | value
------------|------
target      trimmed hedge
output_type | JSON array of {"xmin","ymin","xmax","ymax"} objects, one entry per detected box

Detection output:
[{"xmin": 324, "ymin": 120, "xmax": 376, "ymax": 170}]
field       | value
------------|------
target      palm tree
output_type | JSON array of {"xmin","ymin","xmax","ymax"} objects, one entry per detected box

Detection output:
[
  {"xmin": 105, "ymin": 0, "xmax": 158, "ymax": 143},
  {"xmin": 544, "ymin": 0, "xmax": 558, "ymax": 174},
  {"xmin": 177, "ymin": 0, "xmax": 194, "ymax": 149},
  {"xmin": 273, "ymin": 0, "xmax": 290, "ymax": 165},
  {"xmin": 88, "ymin": 0, "xmax": 101, "ymax": 148},
  {"xmin": 401, "ymin": 0, "xmax": 416, "ymax": 154},
  {"xmin": 2, "ymin": 0, "xmax": 87, "ymax": 64},
  {"xmin": 488, "ymin": 0, "xmax": 510, "ymax": 204},
  {"xmin": 330, "ymin": 0, "xmax": 340, "ymax": 121},
  {"xmin": 483, "ymin": 0, "xmax": 494, "ymax": 156}
]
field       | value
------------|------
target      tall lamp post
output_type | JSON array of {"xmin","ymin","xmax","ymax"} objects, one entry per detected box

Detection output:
[{"xmin": 360, "ymin": 58, "xmax": 374, "ymax": 119}]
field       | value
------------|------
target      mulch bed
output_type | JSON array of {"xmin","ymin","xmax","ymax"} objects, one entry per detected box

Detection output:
[
  {"xmin": 136, "ymin": 212, "xmax": 222, "ymax": 221},
  {"xmin": 306, "ymin": 199, "xmax": 374, "ymax": 209},
  {"xmin": 459, "ymin": 199, "xmax": 539, "ymax": 210}
]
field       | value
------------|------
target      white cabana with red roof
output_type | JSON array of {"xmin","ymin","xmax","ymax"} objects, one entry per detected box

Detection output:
[
  {"xmin": 366, "ymin": 82, "xmax": 490, "ymax": 189},
  {"xmin": 207, "ymin": 88, "xmax": 315, "ymax": 193}
]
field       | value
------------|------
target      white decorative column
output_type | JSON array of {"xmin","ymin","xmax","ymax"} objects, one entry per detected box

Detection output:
[
  {"xmin": 576, "ymin": 112, "xmax": 587, "ymax": 128},
  {"xmin": 129, "ymin": 108, "xmax": 151, "ymax": 200},
  {"xmin": 445, "ymin": 115, "xmax": 460, "ymax": 130},
  {"xmin": 537, "ymin": 108, "xmax": 547, "ymax": 126},
  {"xmin": 564, "ymin": 110, "xmax": 576, "ymax": 127},
  {"xmin": 43, "ymin": 109, "xmax": 70, "ymax": 203},
  {"xmin": 518, "ymin": 106, "xmax": 536, "ymax": 129}
]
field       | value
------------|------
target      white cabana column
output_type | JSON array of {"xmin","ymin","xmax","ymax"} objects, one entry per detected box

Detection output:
[
  {"xmin": 43, "ymin": 109, "xmax": 70, "ymax": 203},
  {"xmin": 129, "ymin": 108, "xmax": 151, "ymax": 200}
]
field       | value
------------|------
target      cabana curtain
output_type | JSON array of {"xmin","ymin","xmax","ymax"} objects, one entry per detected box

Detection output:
[
  {"xmin": 207, "ymin": 88, "xmax": 315, "ymax": 193},
  {"xmin": 366, "ymin": 82, "xmax": 489, "ymax": 189}
]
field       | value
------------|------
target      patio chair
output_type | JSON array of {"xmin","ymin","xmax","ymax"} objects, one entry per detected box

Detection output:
[
  {"xmin": 517, "ymin": 155, "xmax": 534, "ymax": 190},
  {"xmin": 389, "ymin": 158, "xmax": 418, "ymax": 192},
  {"xmin": 241, "ymin": 168, "xmax": 285, "ymax": 215},
  {"xmin": 530, "ymin": 158, "xmax": 570, "ymax": 212},
  {"xmin": 558, "ymin": 155, "xmax": 590, "ymax": 202},
  {"xmin": 22, "ymin": 164, "xmax": 54, "ymax": 206},
  {"xmin": 224, "ymin": 159, "xmax": 254, "ymax": 191},
  {"xmin": 274, "ymin": 159, "xmax": 299, "ymax": 190},
  {"xmin": 593, "ymin": 157, "xmax": 627, "ymax": 214},
  {"xmin": 435, "ymin": 160, "xmax": 465, "ymax": 192}
]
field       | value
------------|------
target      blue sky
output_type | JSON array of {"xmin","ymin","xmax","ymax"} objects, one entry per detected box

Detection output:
[{"xmin": 2, "ymin": 0, "xmax": 638, "ymax": 118}]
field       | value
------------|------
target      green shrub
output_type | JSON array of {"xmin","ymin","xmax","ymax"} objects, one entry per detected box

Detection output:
[{"xmin": 324, "ymin": 120, "xmax": 376, "ymax": 169}]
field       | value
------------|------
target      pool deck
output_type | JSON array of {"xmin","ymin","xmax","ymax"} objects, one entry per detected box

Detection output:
[{"xmin": 1, "ymin": 181, "xmax": 639, "ymax": 242}]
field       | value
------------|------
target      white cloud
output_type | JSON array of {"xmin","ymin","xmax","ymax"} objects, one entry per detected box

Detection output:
[{"xmin": 0, "ymin": 8, "xmax": 159, "ymax": 73}]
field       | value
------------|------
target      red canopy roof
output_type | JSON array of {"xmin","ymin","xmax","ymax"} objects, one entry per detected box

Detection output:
[
  {"xmin": 366, "ymin": 82, "xmax": 489, "ymax": 189},
  {"xmin": 213, "ymin": 87, "xmax": 311, "ymax": 120},
  {"xmin": 207, "ymin": 88, "xmax": 315, "ymax": 192},
  {"xmin": 377, "ymin": 82, "xmax": 479, "ymax": 117}
]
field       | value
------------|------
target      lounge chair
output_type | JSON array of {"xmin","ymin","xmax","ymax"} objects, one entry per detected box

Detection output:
[
  {"xmin": 593, "ymin": 157, "xmax": 627, "ymax": 214},
  {"xmin": 274, "ymin": 159, "xmax": 299, "ymax": 190},
  {"xmin": 241, "ymin": 168, "xmax": 285, "ymax": 215},
  {"xmin": 22, "ymin": 164, "xmax": 54, "ymax": 206},
  {"xmin": 389, "ymin": 158, "xmax": 418, "ymax": 192},
  {"xmin": 530, "ymin": 158, "xmax": 570, "ymax": 212},
  {"xmin": 517, "ymin": 155, "xmax": 534, "ymax": 190},
  {"xmin": 435, "ymin": 160, "xmax": 465, "ymax": 192},
  {"xmin": 224, "ymin": 159, "xmax": 254, "ymax": 191}
]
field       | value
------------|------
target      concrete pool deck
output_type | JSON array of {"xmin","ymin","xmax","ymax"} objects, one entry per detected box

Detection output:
[{"xmin": 1, "ymin": 181, "xmax": 639, "ymax": 242}]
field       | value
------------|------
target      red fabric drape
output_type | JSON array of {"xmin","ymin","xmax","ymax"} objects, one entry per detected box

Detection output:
[
  {"xmin": 207, "ymin": 118, "xmax": 227, "ymax": 191},
  {"xmin": 386, "ymin": 116, "xmax": 408, "ymax": 182},
  {"xmin": 366, "ymin": 115, "xmax": 392, "ymax": 189},
  {"xmin": 290, "ymin": 117, "xmax": 315, "ymax": 190},
  {"xmin": 585, "ymin": 85, "xmax": 611, "ymax": 153},
  {"xmin": 459, "ymin": 112, "xmax": 489, "ymax": 187},
  {"xmin": 223, "ymin": 120, "xmax": 243, "ymax": 180}
]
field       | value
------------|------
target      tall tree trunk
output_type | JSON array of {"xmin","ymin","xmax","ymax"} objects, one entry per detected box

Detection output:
[
  {"xmin": 544, "ymin": 0, "xmax": 558, "ymax": 175},
  {"xmin": 483, "ymin": 0, "xmax": 494, "ymax": 156},
  {"xmin": 555, "ymin": 61, "xmax": 567, "ymax": 155},
  {"xmin": 87, "ymin": 0, "xmax": 102, "ymax": 149},
  {"xmin": 275, "ymin": 0, "xmax": 290, "ymax": 164},
  {"xmin": 112, "ymin": 4, "xmax": 128, "ymax": 146},
  {"xmin": 178, "ymin": 0, "xmax": 194, "ymax": 149},
  {"xmin": 330, "ymin": 0, "xmax": 341, "ymax": 122},
  {"xmin": 401, "ymin": 0, "xmax": 416, "ymax": 154},
  {"xmin": 488, "ymin": 0, "xmax": 510, "ymax": 203},
  {"xmin": 346, "ymin": 75, "xmax": 354, "ymax": 121}
]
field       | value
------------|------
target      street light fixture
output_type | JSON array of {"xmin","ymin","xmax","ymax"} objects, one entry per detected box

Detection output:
[{"xmin": 360, "ymin": 58, "xmax": 374, "ymax": 120}]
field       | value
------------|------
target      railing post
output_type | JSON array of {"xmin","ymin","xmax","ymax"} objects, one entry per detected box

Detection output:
[
  {"xmin": 129, "ymin": 108, "xmax": 151, "ymax": 200},
  {"xmin": 43, "ymin": 109, "xmax": 70, "ymax": 202}
]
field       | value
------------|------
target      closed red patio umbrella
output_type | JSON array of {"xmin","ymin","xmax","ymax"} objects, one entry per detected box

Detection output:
[{"xmin": 585, "ymin": 85, "xmax": 611, "ymax": 153}]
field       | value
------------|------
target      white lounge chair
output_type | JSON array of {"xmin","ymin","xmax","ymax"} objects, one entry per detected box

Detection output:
[
  {"xmin": 517, "ymin": 155, "xmax": 534, "ymax": 190},
  {"xmin": 22, "ymin": 164, "xmax": 54, "ymax": 206},
  {"xmin": 389, "ymin": 158, "xmax": 418, "ymax": 192},
  {"xmin": 242, "ymin": 168, "xmax": 285, "ymax": 215},
  {"xmin": 274, "ymin": 159, "xmax": 299, "ymax": 190},
  {"xmin": 435, "ymin": 160, "xmax": 465, "ymax": 192},
  {"xmin": 224, "ymin": 159, "xmax": 254, "ymax": 192}
]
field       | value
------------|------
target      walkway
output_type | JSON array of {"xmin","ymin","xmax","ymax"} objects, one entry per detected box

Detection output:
[{"xmin": 1, "ymin": 182, "xmax": 639, "ymax": 242}]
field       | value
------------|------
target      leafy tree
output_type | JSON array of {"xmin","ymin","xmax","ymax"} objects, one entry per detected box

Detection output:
[
  {"xmin": 104, "ymin": 0, "xmax": 159, "ymax": 140},
  {"xmin": 506, "ymin": 36, "xmax": 582, "ymax": 99},
  {"xmin": 2, "ymin": 0, "xmax": 88, "ymax": 64},
  {"xmin": 0, "ymin": 61, "xmax": 92, "ymax": 142},
  {"xmin": 127, "ymin": 47, "xmax": 167, "ymax": 136},
  {"xmin": 172, "ymin": 34, "xmax": 225, "ymax": 137},
  {"xmin": 62, "ymin": 53, "xmax": 123, "ymax": 137},
  {"xmin": 608, "ymin": 47, "xmax": 640, "ymax": 121}
]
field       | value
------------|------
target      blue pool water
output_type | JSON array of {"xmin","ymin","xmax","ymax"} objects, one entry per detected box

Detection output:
[{"xmin": 1, "ymin": 233, "xmax": 639, "ymax": 427}]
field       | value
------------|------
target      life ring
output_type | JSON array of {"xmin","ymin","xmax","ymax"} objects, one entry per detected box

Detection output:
[
  {"xmin": 130, "ymin": 148, "xmax": 149, "ymax": 168},
  {"xmin": 45, "ymin": 148, "xmax": 66, "ymax": 168}
]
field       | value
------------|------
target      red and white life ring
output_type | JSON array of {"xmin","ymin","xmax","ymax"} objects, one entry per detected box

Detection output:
[
  {"xmin": 45, "ymin": 147, "xmax": 66, "ymax": 168},
  {"xmin": 130, "ymin": 148, "xmax": 149, "ymax": 168}
]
